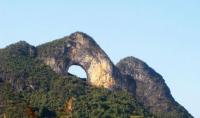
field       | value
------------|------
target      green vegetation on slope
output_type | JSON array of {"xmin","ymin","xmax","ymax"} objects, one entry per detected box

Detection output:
[{"xmin": 0, "ymin": 43, "xmax": 153, "ymax": 118}]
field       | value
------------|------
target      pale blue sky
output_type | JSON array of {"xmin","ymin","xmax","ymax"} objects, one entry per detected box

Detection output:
[{"xmin": 0, "ymin": 0, "xmax": 199, "ymax": 117}]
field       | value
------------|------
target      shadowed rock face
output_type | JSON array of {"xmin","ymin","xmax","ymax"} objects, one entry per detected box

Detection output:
[
  {"xmin": 37, "ymin": 32, "xmax": 135, "ymax": 93},
  {"xmin": 116, "ymin": 57, "xmax": 193, "ymax": 117}
]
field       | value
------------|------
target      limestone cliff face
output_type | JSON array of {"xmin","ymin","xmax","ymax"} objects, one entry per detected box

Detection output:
[
  {"xmin": 37, "ymin": 32, "xmax": 135, "ymax": 93},
  {"xmin": 116, "ymin": 56, "xmax": 192, "ymax": 117}
]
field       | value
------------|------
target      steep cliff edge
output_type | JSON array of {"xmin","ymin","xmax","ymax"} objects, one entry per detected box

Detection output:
[{"xmin": 117, "ymin": 56, "xmax": 192, "ymax": 117}]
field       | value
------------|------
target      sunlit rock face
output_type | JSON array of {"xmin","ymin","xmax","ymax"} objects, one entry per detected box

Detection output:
[
  {"xmin": 65, "ymin": 32, "xmax": 117, "ymax": 89},
  {"xmin": 37, "ymin": 32, "xmax": 135, "ymax": 93}
]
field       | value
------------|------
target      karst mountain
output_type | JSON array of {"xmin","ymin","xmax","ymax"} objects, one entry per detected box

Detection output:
[{"xmin": 0, "ymin": 32, "xmax": 193, "ymax": 118}]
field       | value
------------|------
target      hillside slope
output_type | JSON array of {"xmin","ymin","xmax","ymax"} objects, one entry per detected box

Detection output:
[
  {"xmin": 0, "ymin": 32, "xmax": 193, "ymax": 118},
  {"xmin": 0, "ymin": 41, "xmax": 152, "ymax": 118}
]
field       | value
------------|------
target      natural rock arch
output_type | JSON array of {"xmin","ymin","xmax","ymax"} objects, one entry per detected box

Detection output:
[
  {"xmin": 68, "ymin": 65, "xmax": 87, "ymax": 79},
  {"xmin": 37, "ymin": 32, "xmax": 135, "ymax": 93}
]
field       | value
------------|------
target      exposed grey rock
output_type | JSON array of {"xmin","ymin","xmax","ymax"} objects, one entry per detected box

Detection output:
[{"xmin": 116, "ymin": 56, "xmax": 193, "ymax": 117}]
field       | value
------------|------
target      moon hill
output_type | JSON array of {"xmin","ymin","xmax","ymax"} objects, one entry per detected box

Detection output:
[{"xmin": 0, "ymin": 32, "xmax": 193, "ymax": 118}]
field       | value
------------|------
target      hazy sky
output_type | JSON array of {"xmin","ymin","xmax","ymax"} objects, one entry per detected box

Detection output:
[{"xmin": 0, "ymin": 0, "xmax": 199, "ymax": 117}]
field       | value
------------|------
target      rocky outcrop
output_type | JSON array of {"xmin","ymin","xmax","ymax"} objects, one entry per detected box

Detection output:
[
  {"xmin": 37, "ymin": 32, "xmax": 135, "ymax": 93},
  {"xmin": 116, "ymin": 56, "xmax": 192, "ymax": 117}
]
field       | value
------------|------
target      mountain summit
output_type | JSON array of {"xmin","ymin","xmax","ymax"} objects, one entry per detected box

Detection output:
[{"xmin": 0, "ymin": 32, "xmax": 193, "ymax": 118}]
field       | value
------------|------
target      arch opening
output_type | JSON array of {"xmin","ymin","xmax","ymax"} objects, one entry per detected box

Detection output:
[{"xmin": 68, "ymin": 65, "xmax": 87, "ymax": 80}]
